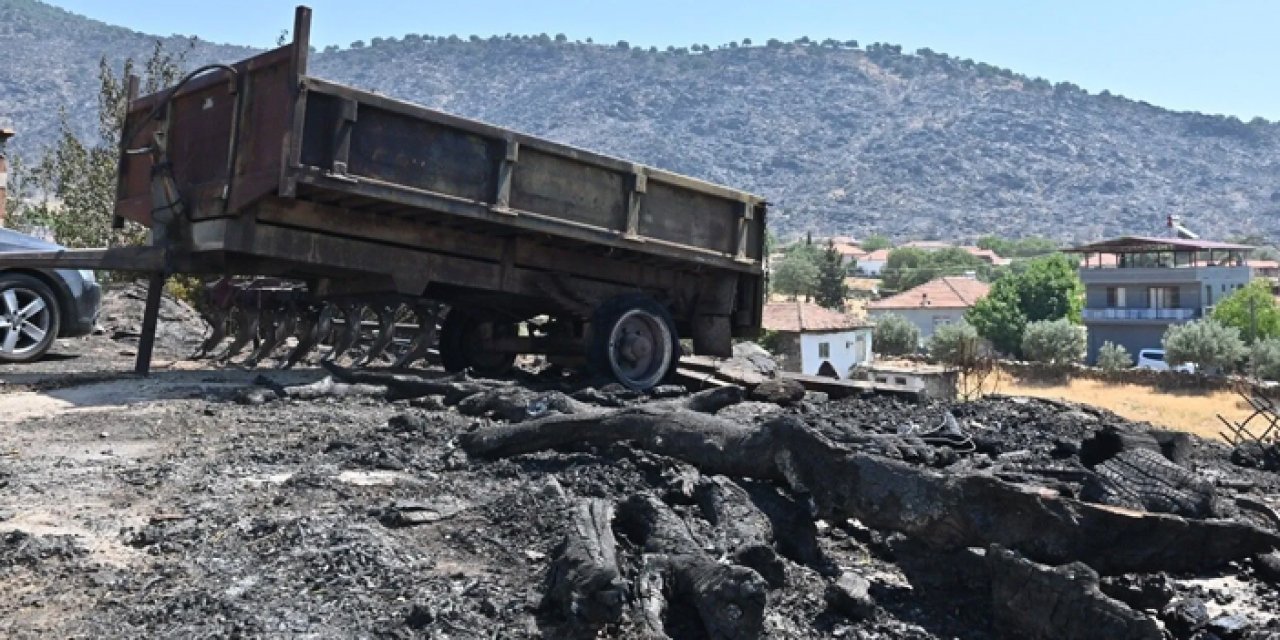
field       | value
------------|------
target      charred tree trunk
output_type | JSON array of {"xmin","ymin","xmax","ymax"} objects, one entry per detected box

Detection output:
[
  {"xmin": 464, "ymin": 414, "xmax": 1280, "ymax": 575},
  {"xmin": 543, "ymin": 499, "xmax": 627, "ymax": 625},
  {"xmin": 615, "ymin": 494, "xmax": 768, "ymax": 640}
]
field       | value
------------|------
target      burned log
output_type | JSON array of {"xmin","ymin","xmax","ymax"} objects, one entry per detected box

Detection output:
[
  {"xmin": 615, "ymin": 494, "xmax": 768, "ymax": 640},
  {"xmin": 321, "ymin": 361, "xmax": 493, "ymax": 403},
  {"xmin": 465, "ymin": 414, "xmax": 1280, "ymax": 575},
  {"xmin": 1080, "ymin": 448, "xmax": 1221, "ymax": 518},
  {"xmin": 987, "ymin": 545, "xmax": 1162, "ymax": 640},
  {"xmin": 543, "ymin": 499, "xmax": 627, "ymax": 625},
  {"xmin": 693, "ymin": 476, "xmax": 786, "ymax": 588}
]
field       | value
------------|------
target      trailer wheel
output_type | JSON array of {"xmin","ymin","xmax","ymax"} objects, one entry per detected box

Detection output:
[
  {"xmin": 439, "ymin": 307, "xmax": 517, "ymax": 377},
  {"xmin": 588, "ymin": 294, "xmax": 678, "ymax": 391}
]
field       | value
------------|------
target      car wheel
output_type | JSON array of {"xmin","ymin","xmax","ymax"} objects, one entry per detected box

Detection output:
[{"xmin": 0, "ymin": 273, "xmax": 61, "ymax": 363}]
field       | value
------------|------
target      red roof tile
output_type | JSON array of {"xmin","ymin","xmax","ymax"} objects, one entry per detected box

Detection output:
[
  {"xmin": 866, "ymin": 276, "xmax": 991, "ymax": 310},
  {"xmin": 762, "ymin": 301, "xmax": 870, "ymax": 332}
]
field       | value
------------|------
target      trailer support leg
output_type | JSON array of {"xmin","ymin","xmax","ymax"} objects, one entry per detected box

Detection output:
[{"xmin": 135, "ymin": 272, "xmax": 165, "ymax": 376}]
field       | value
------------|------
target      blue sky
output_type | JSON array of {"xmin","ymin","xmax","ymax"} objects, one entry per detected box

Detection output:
[{"xmin": 49, "ymin": 0, "xmax": 1280, "ymax": 120}]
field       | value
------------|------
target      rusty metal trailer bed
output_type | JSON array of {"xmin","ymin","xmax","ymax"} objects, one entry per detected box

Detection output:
[{"xmin": 0, "ymin": 7, "xmax": 767, "ymax": 390}]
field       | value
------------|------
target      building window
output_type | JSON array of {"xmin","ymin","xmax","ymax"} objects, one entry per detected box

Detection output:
[
  {"xmin": 1149, "ymin": 287, "xmax": 1180, "ymax": 309},
  {"xmin": 1206, "ymin": 285, "xmax": 1213, "ymax": 306},
  {"xmin": 818, "ymin": 342, "xmax": 830, "ymax": 359},
  {"xmin": 1106, "ymin": 286, "xmax": 1126, "ymax": 307}
]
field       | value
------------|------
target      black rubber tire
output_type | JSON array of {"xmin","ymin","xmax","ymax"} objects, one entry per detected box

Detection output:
[
  {"xmin": 438, "ymin": 307, "xmax": 517, "ymax": 377},
  {"xmin": 587, "ymin": 294, "xmax": 679, "ymax": 391},
  {"xmin": 0, "ymin": 273, "xmax": 62, "ymax": 364}
]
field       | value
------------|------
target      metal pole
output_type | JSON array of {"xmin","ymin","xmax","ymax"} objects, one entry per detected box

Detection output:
[{"xmin": 135, "ymin": 272, "xmax": 165, "ymax": 375}]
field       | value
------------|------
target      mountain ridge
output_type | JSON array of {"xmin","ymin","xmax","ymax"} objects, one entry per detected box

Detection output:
[{"xmin": 3, "ymin": 0, "xmax": 1278, "ymax": 243}]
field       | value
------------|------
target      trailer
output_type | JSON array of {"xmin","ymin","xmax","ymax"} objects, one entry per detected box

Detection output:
[{"xmin": 0, "ymin": 6, "xmax": 767, "ymax": 390}]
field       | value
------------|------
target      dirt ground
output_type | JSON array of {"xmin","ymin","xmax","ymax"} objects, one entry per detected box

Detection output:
[
  {"xmin": 994, "ymin": 372, "xmax": 1255, "ymax": 441},
  {"xmin": 1, "ymin": 285, "xmax": 1278, "ymax": 638}
]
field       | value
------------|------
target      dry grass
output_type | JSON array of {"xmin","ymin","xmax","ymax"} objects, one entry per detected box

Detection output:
[{"xmin": 991, "ymin": 371, "xmax": 1256, "ymax": 441}]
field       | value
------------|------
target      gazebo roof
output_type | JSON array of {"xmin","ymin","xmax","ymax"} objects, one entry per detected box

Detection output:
[{"xmin": 1065, "ymin": 236, "xmax": 1252, "ymax": 254}]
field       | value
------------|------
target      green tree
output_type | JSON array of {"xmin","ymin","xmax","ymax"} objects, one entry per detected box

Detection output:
[
  {"xmin": 881, "ymin": 247, "xmax": 988, "ymax": 292},
  {"xmin": 1211, "ymin": 280, "xmax": 1280, "ymax": 344},
  {"xmin": 860, "ymin": 234, "xmax": 892, "ymax": 252},
  {"xmin": 965, "ymin": 254, "xmax": 1080, "ymax": 356},
  {"xmin": 1096, "ymin": 341, "xmax": 1132, "ymax": 371},
  {"xmin": 1012, "ymin": 253, "xmax": 1084, "ymax": 323},
  {"xmin": 771, "ymin": 250, "xmax": 819, "ymax": 299},
  {"xmin": 928, "ymin": 322, "xmax": 984, "ymax": 366},
  {"xmin": 966, "ymin": 290, "xmax": 1027, "ymax": 356},
  {"xmin": 814, "ymin": 241, "xmax": 848, "ymax": 309},
  {"xmin": 879, "ymin": 247, "xmax": 928, "ymax": 291},
  {"xmin": 873, "ymin": 313, "xmax": 920, "ymax": 356},
  {"xmin": 14, "ymin": 42, "xmax": 188, "ymax": 249},
  {"xmin": 1249, "ymin": 337, "xmax": 1280, "ymax": 380},
  {"xmin": 1021, "ymin": 318, "xmax": 1085, "ymax": 365},
  {"xmin": 1162, "ymin": 319, "xmax": 1246, "ymax": 374}
]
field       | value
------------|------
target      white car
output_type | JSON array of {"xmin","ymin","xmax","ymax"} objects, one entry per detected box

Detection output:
[{"xmin": 1136, "ymin": 348, "xmax": 1195, "ymax": 373}]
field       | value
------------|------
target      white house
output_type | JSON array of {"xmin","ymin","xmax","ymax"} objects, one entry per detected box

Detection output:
[
  {"xmin": 762, "ymin": 301, "xmax": 874, "ymax": 378},
  {"xmin": 857, "ymin": 249, "xmax": 890, "ymax": 276}
]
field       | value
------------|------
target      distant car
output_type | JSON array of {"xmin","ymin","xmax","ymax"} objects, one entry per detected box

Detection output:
[
  {"xmin": 1135, "ymin": 348, "xmax": 1195, "ymax": 373},
  {"xmin": 0, "ymin": 228, "xmax": 102, "ymax": 363}
]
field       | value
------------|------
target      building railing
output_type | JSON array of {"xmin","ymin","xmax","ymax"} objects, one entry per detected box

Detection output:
[{"xmin": 1082, "ymin": 307, "xmax": 1198, "ymax": 321}]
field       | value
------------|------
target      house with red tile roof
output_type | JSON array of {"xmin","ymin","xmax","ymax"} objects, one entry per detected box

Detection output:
[
  {"xmin": 762, "ymin": 301, "xmax": 873, "ymax": 379},
  {"xmin": 866, "ymin": 276, "xmax": 991, "ymax": 343}
]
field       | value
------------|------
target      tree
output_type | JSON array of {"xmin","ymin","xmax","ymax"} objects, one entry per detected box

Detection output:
[
  {"xmin": 928, "ymin": 322, "xmax": 982, "ymax": 366},
  {"xmin": 965, "ymin": 290, "xmax": 1026, "ymax": 356},
  {"xmin": 1096, "ymin": 342, "xmax": 1132, "ymax": 371},
  {"xmin": 873, "ymin": 313, "xmax": 919, "ymax": 356},
  {"xmin": 1249, "ymin": 338, "xmax": 1280, "ymax": 380},
  {"xmin": 1211, "ymin": 280, "xmax": 1280, "ymax": 344},
  {"xmin": 1162, "ymin": 319, "xmax": 1245, "ymax": 374},
  {"xmin": 1012, "ymin": 253, "xmax": 1083, "ymax": 323},
  {"xmin": 14, "ymin": 41, "xmax": 188, "ymax": 250},
  {"xmin": 771, "ymin": 250, "xmax": 819, "ymax": 299},
  {"xmin": 742, "ymin": 38, "xmax": 753, "ymax": 46},
  {"xmin": 350, "ymin": 40, "xmax": 365, "ymax": 49},
  {"xmin": 814, "ymin": 241, "xmax": 848, "ymax": 309},
  {"xmin": 881, "ymin": 247, "xmax": 986, "ymax": 293},
  {"xmin": 1021, "ymin": 319, "xmax": 1085, "ymax": 365},
  {"xmin": 965, "ymin": 254, "xmax": 1080, "ymax": 357},
  {"xmin": 928, "ymin": 322, "xmax": 998, "ymax": 400},
  {"xmin": 860, "ymin": 235, "xmax": 891, "ymax": 252},
  {"xmin": 616, "ymin": 40, "xmax": 630, "ymax": 50},
  {"xmin": 554, "ymin": 33, "xmax": 567, "ymax": 43}
]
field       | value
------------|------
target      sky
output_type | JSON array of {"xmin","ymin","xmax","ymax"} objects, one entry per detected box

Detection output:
[{"xmin": 47, "ymin": 0, "xmax": 1280, "ymax": 121}]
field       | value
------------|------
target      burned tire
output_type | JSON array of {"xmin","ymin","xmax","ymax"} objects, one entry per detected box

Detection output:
[
  {"xmin": 588, "ymin": 294, "xmax": 678, "ymax": 391},
  {"xmin": 439, "ymin": 307, "xmax": 517, "ymax": 377},
  {"xmin": 0, "ymin": 273, "xmax": 61, "ymax": 364}
]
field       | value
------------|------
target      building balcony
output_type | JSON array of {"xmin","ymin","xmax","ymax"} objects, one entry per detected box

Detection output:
[
  {"xmin": 1078, "ymin": 265, "xmax": 1251, "ymax": 286},
  {"xmin": 1082, "ymin": 307, "xmax": 1199, "ymax": 322}
]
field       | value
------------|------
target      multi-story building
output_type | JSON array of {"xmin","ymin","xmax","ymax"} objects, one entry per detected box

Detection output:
[{"xmin": 1065, "ymin": 236, "xmax": 1254, "ymax": 364}]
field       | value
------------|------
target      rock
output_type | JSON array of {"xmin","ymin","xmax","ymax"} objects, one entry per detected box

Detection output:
[
  {"xmin": 570, "ymin": 387, "xmax": 625, "ymax": 408},
  {"xmin": 1100, "ymin": 574, "xmax": 1175, "ymax": 611},
  {"xmin": 750, "ymin": 379, "xmax": 805, "ymax": 406},
  {"xmin": 731, "ymin": 342, "xmax": 779, "ymax": 376},
  {"xmin": 1207, "ymin": 614, "xmax": 1251, "ymax": 639},
  {"xmin": 408, "ymin": 395, "xmax": 446, "ymax": 411},
  {"xmin": 804, "ymin": 391, "xmax": 830, "ymax": 403},
  {"xmin": 523, "ymin": 549, "xmax": 546, "ymax": 562},
  {"xmin": 1254, "ymin": 551, "xmax": 1280, "ymax": 584},
  {"xmin": 987, "ymin": 545, "xmax": 1161, "ymax": 640},
  {"xmin": 824, "ymin": 572, "xmax": 875, "ymax": 621},
  {"xmin": 1059, "ymin": 410, "xmax": 1099, "ymax": 425},
  {"xmin": 1160, "ymin": 598, "xmax": 1209, "ymax": 638}
]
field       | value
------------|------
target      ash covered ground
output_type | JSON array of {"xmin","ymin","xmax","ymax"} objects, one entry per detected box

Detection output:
[{"xmin": 1, "ymin": 285, "xmax": 1278, "ymax": 639}]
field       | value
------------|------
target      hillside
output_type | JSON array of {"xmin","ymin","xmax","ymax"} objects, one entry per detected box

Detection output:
[{"xmin": 3, "ymin": 0, "xmax": 1280, "ymax": 242}]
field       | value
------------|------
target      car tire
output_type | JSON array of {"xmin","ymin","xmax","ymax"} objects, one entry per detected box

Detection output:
[{"xmin": 0, "ymin": 273, "xmax": 61, "ymax": 363}]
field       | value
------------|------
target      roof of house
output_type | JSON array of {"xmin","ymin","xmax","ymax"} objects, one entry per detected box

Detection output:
[
  {"xmin": 833, "ymin": 243, "xmax": 867, "ymax": 258},
  {"xmin": 1065, "ymin": 236, "xmax": 1253, "ymax": 253},
  {"xmin": 961, "ymin": 246, "xmax": 1013, "ymax": 266},
  {"xmin": 862, "ymin": 249, "xmax": 891, "ymax": 262},
  {"xmin": 762, "ymin": 301, "xmax": 871, "ymax": 332},
  {"xmin": 866, "ymin": 276, "xmax": 991, "ymax": 311}
]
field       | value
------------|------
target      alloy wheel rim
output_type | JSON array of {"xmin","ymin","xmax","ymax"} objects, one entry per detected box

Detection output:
[{"xmin": 0, "ymin": 287, "xmax": 52, "ymax": 357}]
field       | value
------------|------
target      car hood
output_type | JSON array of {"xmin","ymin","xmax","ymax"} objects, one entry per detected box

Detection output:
[{"xmin": 0, "ymin": 228, "xmax": 63, "ymax": 252}]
